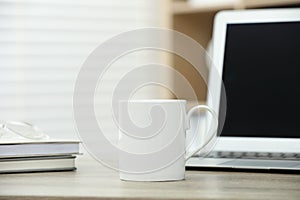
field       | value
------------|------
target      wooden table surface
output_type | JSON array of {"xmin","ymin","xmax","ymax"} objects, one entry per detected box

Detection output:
[{"xmin": 0, "ymin": 154, "xmax": 300, "ymax": 200}]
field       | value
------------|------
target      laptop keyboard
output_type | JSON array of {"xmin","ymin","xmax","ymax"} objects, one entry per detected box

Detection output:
[{"xmin": 205, "ymin": 151, "xmax": 300, "ymax": 160}]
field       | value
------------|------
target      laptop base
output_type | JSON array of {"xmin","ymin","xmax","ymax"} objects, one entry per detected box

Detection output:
[{"xmin": 187, "ymin": 157, "xmax": 300, "ymax": 171}]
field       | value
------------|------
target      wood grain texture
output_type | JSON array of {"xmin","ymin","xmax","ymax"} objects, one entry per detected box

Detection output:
[{"xmin": 0, "ymin": 154, "xmax": 299, "ymax": 200}]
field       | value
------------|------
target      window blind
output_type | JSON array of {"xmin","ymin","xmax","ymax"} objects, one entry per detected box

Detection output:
[{"xmin": 0, "ymin": 0, "xmax": 164, "ymax": 139}]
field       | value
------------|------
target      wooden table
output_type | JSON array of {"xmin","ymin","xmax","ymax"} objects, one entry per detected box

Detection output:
[{"xmin": 0, "ymin": 154, "xmax": 300, "ymax": 200}]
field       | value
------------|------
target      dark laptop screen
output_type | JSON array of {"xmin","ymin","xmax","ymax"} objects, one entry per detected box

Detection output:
[{"xmin": 221, "ymin": 21, "xmax": 300, "ymax": 138}]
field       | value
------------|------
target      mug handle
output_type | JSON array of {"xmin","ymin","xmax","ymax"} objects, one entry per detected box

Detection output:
[{"xmin": 185, "ymin": 105, "xmax": 218, "ymax": 160}]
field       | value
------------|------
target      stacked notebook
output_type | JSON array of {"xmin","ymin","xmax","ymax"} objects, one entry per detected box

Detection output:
[{"xmin": 0, "ymin": 138, "xmax": 80, "ymax": 173}]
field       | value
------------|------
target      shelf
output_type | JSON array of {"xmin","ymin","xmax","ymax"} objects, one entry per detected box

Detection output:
[
  {"xmin": 242, "ymin": 0, "xmax": 300, "ymax": 8},
  {"xmin": 172, "ymin": 0, "xmax": 300, "ymax": 14},
  {"xmin": 173, "ymin": 1, "xmax": 237, "ymax": 14}
]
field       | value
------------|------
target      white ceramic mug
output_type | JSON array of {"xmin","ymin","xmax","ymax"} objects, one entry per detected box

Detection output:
[{"xmin": 118, "ymin": 99, "xmax": 218, "ymax": 181}]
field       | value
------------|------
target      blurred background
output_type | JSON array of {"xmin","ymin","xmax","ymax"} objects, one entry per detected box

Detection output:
[{"xmin": 0, "ymin": 0, "xmax": 299, "ymax": 140}]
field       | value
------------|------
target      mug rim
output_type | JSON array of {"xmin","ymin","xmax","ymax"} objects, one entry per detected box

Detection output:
[{"xmin": 119, "ymin": 99, "xmax": 187, "ymax": 103}]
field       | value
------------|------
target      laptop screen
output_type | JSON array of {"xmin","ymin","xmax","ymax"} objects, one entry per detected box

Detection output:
[{"xmin": 221, "ymin": 21, "xmax": 300, "ymax": 138}]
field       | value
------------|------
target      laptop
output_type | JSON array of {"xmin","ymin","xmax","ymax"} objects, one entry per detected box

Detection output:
[{"xmin": 187, "ymin": 9, "xmax": 300, "ymax": 170}]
